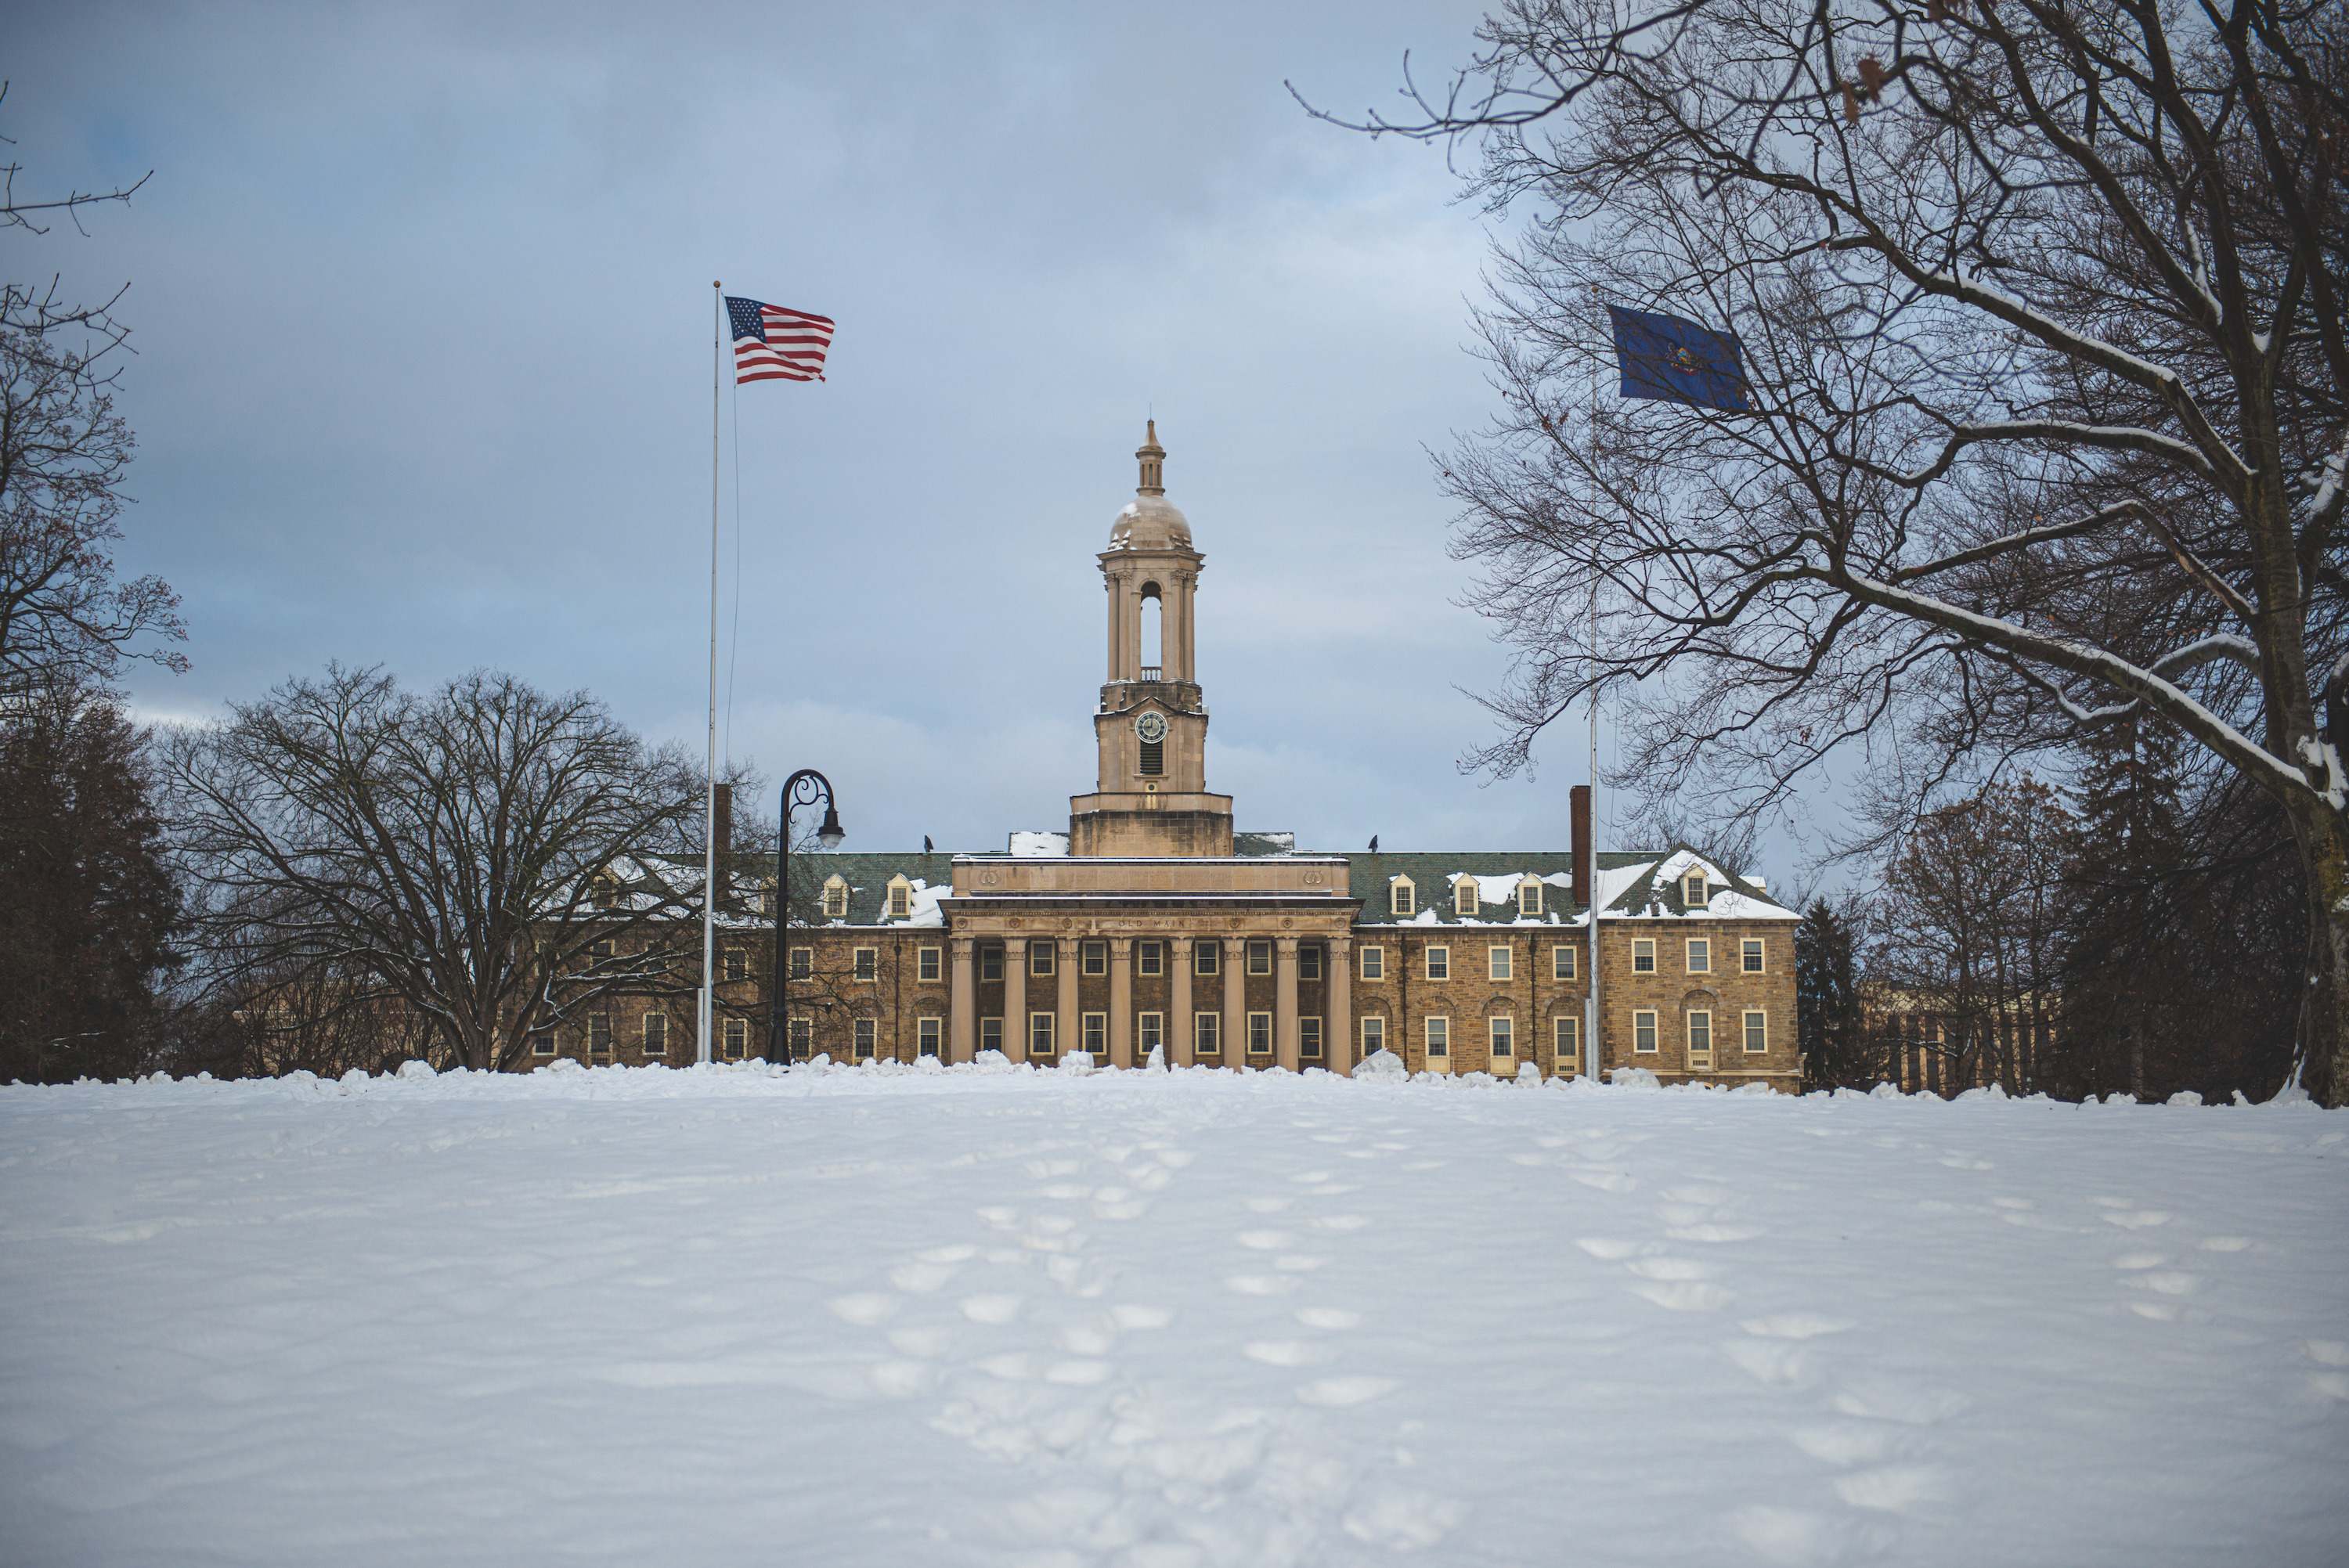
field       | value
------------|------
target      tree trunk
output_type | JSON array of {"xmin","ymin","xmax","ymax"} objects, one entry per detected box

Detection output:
[{"xmin": 2288, "ymin": 808, "xmax": 2349, "ymax": 1107}]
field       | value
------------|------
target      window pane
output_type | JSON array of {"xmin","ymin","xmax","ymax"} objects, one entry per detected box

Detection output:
[
  {"xmin": 1633, "ymin": 941, "xmax": 1654, "ymax": 973},
  {"xmin": 791, "ymin": 947, "xmax": 812, "ymax": 980},
  {"xmin": 918, "ymin": 948, "xmax": 941, "ymax": 982},
  {"xmin": 1138, "ymin": 943, "xmax": 1162, "ymax": 976},
  {"xmin": 1362, "ymin": 1017, "xmax": 1385, "ymax": 1058},
  {"xmin": 1743, "ymin": 940, "xmax": 1764, "ymax": 973},
  {"xmin": 1301, "ymin": 1017, "xmax": 1322, "ymax": 1058},
  {"xmin": 1083, "ymin": 1014, "xmax": 1106, "ymax": 1052},
  {"xmin": 1635, "ymin": 1011, "xmax": 1657, "ymax": 1052},
  {"xmin": 1196, "ymin": 943, "xmax": 1218, "ymax": 975},
  {"xmin": 1489, "ymin": 946, "xmax": 1511, "ymax": 981},
  {"xmin": 980, "ymin": 1018, "xmax": 1001, "ymax": 1051},
  {"xmin": 1247, "ymin": 941, "xmax": 1271, "ymax": 975},
  {"xmin": 1030, "ymin": 1014, "xmax": 1054, "ymax": 1053},
  {"xmin": 1687, "ymin": 939, "xmax": 1709, "ymax": 973},
  {"xmin": 1196, "ymin": 1012, "xmax": 1219, "ymax": 1052},
  {"xmin": 1553, "ymin": 946, "xmax": 1576, "ymax": 980},
  {"xmin": 1745, "ymin": 1011, "xmax": 1767, "ymax": 1052},
  {"xmin": 1689, "ymin": 1013, "xmax": 1711, "ymax": 1053},
  {"xmin": 854, "ymin": 1018, "xmax": 875, "ymax": 1058},
  {"xmin": 918, "ymin": 1018, "xmax": 942, "ymax": 1052},
  {"xmin": 1427, "ymin": 947, "xmax": 1449, "ymax": 980},
  {"xmin": 855, "ymin": 949, "xmax": 876, "ymax": 981},
  {"xmin": 1083, "ymin": 942, "xmax": 1106, "ymax": 975},
  {"xmin": 1139, "ymin": 1013, "xmax": 1163, "ymax": 1050},
  {"xmin": 643, "ymin": 1014, "xmax": 667, "ymax": 1054},
  {"xmin": 1299, "ymin": 946, "xmax": 1322, "ymax": 980},
  {"xmin": 1362, "ymin": 947, "xmax": 1384, "ymax": 980},
  {"xmin": 1554, "ymin": 1015, "xmax": 1579, "ymax": 1057},
  {"xmin": 1247, "ymin": 1013, "xmax": 1272, "ymax": 1053},
  {"xmin": 1427, "ymin": 1018, "xmax": 1449, "ymax": 1054},
  {"xmin": 1030, "ymin": 942, "xmax": 1054, "ymax": 977},
  {"xmin": 1491, "ymin": 1017, "xmax": 1513, "ymax": 1055}
]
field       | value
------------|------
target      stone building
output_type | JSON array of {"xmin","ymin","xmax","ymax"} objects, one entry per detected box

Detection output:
[{"xmin": 534, "ymin": 424, "xmax": 1802, "ymax": 1086}]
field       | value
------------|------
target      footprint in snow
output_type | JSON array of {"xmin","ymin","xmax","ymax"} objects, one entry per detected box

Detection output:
[
  {"xmin": 1742, "ymin": 1314, "xmax": 1853, "ymax": 1339},
  {"xmin": 1225, "ymin": 1274, "xmax": 1301, "ymax": 1296},
  {"xmin": 1236, "ymin": 1230, "xmax": 1295, "ymax": 1250},
  {"xmin": 1832, "ymin": 1379, "xmax": 1970, "ymax": 1425},
  {"xmin": 1243, "ymin": 1340, "xmax": 1332, "ymax": 1366},
  {"xmin": 828, "ymin": 1292, "xmax": 897, "ymax": 1325},
  {"xmin": 1296, "ymin": 1307, "xmax": 1361, "ymax": 1329},
  {"xmin": 959, "ymin": 1293, "xmax": 1024, "ymax": 1324},
  {"xmin": 1297, "ymin": 1375, "xmax": 1398, "ymax": 1407}
]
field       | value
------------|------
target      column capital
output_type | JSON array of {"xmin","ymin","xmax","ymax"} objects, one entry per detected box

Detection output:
[
  {"xmin": 1171, "ymin": 933, "xmax": 1193, "ymax": 952},
  {"xmin": 1223, "ymin": 934, "xmax": 1247, "ymax": 953},
  {"xmin": 1330, "ymin": 934, "xmax": 1353, "ymax": 953},
  {"xmin": 950, "ymin": 934, "xmax": 976, "ymax": 953},
  {"xmin": 1275, "ymin": 935, "xmax": 1300, "ymax": 955},
  {"xmin": 1110, "ymin": 935, "xmax": 1133, "ymax": 954},
  {"xmin": 1057, "ymin": 934, "xmax": 1080, "ymax": 953}
]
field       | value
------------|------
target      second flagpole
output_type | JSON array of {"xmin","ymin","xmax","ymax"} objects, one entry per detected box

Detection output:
[{"xmin": 699, "ymin": 282, "xmax": 721, "ymax": 1065}]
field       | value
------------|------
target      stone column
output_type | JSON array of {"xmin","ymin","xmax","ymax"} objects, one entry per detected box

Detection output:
[
  {"xmin": 1223, "ymin": 935, "xmax": 1247, "ymax": 1066},
  {"xmin": 1329, "ymin": 935, "xmax": 1352, "ymax": 1076},
  {"xmin": 1107, "ymin": 574, "xmax": 1123, "ymax": 683},
  {"xmin": 1058, "ymin": 935, "xmax": 1081, "ymax": 1061},
  {"xmin": 1275, "ymin": 935, "xmax": 1301, "ymax": 1072},
  {"xmin": 1003, "ymin": 936, "xmax": 1027, "ymax": 1062},
  {"xmin": 1170, "ymin": 936, "xmax": 1194, "ymax": 1066},
  {"xmin": 949, "ymin": 936, "xmax": 976, "ymax": 1064},
  {"xmin": 1110, "ymin": 938, "xmax": 1133, "ymax": 1069}
]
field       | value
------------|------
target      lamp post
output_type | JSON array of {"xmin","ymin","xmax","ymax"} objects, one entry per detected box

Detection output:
[{"xmin": 771, "ymin": 769, "xmax": 846, "ymax": 1063}]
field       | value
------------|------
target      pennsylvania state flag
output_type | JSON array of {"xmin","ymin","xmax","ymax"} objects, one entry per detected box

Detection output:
[{"xmin": 1608, "ymin": 305, "xmax": 1750, "ymax": 412}]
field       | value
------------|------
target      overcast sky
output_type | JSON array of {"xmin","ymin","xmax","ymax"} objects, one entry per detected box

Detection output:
[{"xmin": 6, "ymin": 2, "xmax": 1681, "ymax": 860}]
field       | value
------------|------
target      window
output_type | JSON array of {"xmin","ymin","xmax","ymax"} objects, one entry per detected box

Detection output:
[
  {"xmin": 589, "ymin": 1014, "xmax": 612, "ymax": 1057},
  {"xmin": 643, "ymin": 1013, "xmax": 667, "ymax": 1056},
  {"xmin": 1083, "ymin": 941, "xmax": 1107, "ymax": 977},
  {"xmin": 1194, "ymin": 1011, "xmax": 1220, "ymax": 1056},
  {"xmin": 590, "ymin": 938, "xmax": 613, "ymax": 960},
  {"xmin": 790, "ymin": 946, "xmax": 813, "ymax": 980},
  {"xmin": 853, "ymin": 1018, "xmax": 876, "ymax": 1059},
  {"xmin": 724, "ymin": 1018, "xmax": 749, "ymax": 1058},
  {"xmin": 1553, "ymin": 945, "xmax": 1578, "ymax": 981},
  {"xmin": 1029, "ymin": 1013, "xmax": 1055, "ymax": 1057},
  {"xmin": 1633, "ymin": 939, "xmax": 1656, "ymax": 973},
  {"xmin": 532, "ymin": 1031, "xmax": 555, "ymax": 1056},
  {"xmin": 1195, "ymin": 942, "xmax": 1219, "ymax": 976},
  {"xmin": 1454, "ymin": 878, "xmax": 1478, "ymax": 915},
  {"xmin": 722, "ymin": 948, "xmax": 748, "ymax": 983},
  {"xmin": 1361, "ymin": 946, "xmax": 1385, "ymax": 981},
  {"xmin": 1138, "ymin": 1012, "xmax": 1164, "ymax": 1054},
  {"xmin": 1426, "ymin": 946, "xmax": 1449, "ymax": 981},
  {"xmin": 1742, "ymin": 939, "xmax": 1765, "ymax": 974},
  {"xmin": 1426, "ymin": 1016, "xmax": 1450, "ymax": 1059},
  {"xmin": 918, "ymin": 1017, "xmax": 943, "ymax": 1056},
  {"xmin": 853, "ymin": 947, "xmax": 878, "ymax": 982},
  {"xmin": 1301, "ymin": 1016, "xmax": 1323, "ymax": 1060},
  {"xmin": 789, "ymin": 1017, "xmax": 813, "ymax": 1058},
  {"xmin": 1489, "ymin": 1015, "xmax": 1514, "ymax": 1062},
  {"xmin": 1247, "ymin": 940, "xmax": 1272, "ymax": 976},
  {"xmin": 822, "ymin": 877, "xmax": 849, "ymax": 919},
  {"xmin": 1030, "ymin": 941, "xmax": 1055, "ymax": 978},
  {"xmin": 1139, "ymin": 737, "xmax": 1163, "ymax": 775},
  {"xmin": 1519, "ymin": 879, "xmax": 1543, "ymax": 917},
  {"xmin": 1082, "ymin": 1013, "xmax": 1107, "ymax": 1054},
  {"xmin": 1684, "ymin": 872, "xmax": 1709, "ymax": 907},
  {"xmin": 1686, "ymin": 938, "xmax": 1710, "ymax": 974},
  {"xmin": 1247, "ymin": 1011, "xmax": 1272, "ymax": 1055},
  {"xmin": 1360, "ymin": 1016, "xmax": 1386, "ymax": 1061},
  {"xmin": 918, "ymin": 946, "xmax": 941, "ymax": 982},
  {"xmin": 1299, "ymin": 945, "xmax": 1322, "ymax": 981},
  {"xmin": 886, "ymin": 879, "xmax": 911, "ymax": 919},
  {"xmin": 1391, "ymin": 877, "xmax": 1415, "ymax": 916},
  {"xmin": 1687, "ymin": 1011, "xmax": 1712, "ymax": 1058},
  {"xmin": 980, "ymin": 1017, "xmax": 1002, "ymax": 1054},
  {"xmin": 1554, "ymin": 1014, "xmax": 1579, "ymax": 1063},
  {"xmin": 1744, "ymin": 1010, "xmax": 1768, "ymax": 1054},
  {"xmin": 980, "ymin": 945, "xmax": 1003, "ymax": 982},
  {"xmin": 1488, "ymin": 945, "xmax": 1512, "ymax": 982},
  {"xmin": 1138, "ymin": 942, "xmax": 1163, "ymax": 977},
  {"xmin": 1633, "ymin": 1009, "xmax": 1658, "ymax": 1053}
]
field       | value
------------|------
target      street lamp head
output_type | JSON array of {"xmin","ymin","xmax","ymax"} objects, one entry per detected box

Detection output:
[{"xmin": 817, "ymin": 806, "xmax": 846, "ymax": 850}]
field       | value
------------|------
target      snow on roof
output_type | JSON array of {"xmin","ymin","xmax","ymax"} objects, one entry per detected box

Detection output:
[{"xmin": 1009, "ymin": 831, "xmax": 1070, "ymax": 858}]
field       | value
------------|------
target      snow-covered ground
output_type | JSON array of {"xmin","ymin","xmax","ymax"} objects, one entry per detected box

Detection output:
[{"xmin": 3, "ymin": 1064, "xmax": 2344, "ymax": 1567}]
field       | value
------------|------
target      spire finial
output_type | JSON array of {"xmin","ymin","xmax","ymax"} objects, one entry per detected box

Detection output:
[{"xmin": 1136, "ymin": 420, "xmax": 1166, "ymax": 496}]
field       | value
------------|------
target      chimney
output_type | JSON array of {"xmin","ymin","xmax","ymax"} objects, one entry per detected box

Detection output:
[
  {"xmin": 1571, "ymin": 784, "xmax": 1592, "ymax": 910},
  {"xmin": 713, "ymin": 783, "xmax": 733, "ymax": 870}
]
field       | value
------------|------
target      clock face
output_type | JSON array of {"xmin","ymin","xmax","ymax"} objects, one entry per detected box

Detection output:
[{"xmin": 1134, "ymin": 711, "xmax": 1169, "ymax": 744}]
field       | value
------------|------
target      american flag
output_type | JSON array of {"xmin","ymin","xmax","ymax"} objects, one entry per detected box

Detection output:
[{"xmin": 724, "ymin": 297, "xmax": 835, "ymax": 384}]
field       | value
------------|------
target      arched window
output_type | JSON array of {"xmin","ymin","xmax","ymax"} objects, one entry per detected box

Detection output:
[
  {"xmin": 821, "ymin": 875, "xmax": 850, "ymax": 920},
  {"xmin": 1454, "ymin": 877, "xmax": 1478, "ymax": 916},
  {"xmin": 1390, "ymin": 876, "xmax": 1415, "ymax": 916}
]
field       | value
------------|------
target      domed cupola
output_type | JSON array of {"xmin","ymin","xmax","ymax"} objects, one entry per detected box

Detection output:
[{"xmin": 1109, "ymin": 420, "xmax": 1193, "ymax": 550}]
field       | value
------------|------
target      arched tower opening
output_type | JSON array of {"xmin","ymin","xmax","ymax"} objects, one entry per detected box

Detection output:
[{"xmin": 1139, "ymin": 582, "xmax": 1164, "ymax": 682}]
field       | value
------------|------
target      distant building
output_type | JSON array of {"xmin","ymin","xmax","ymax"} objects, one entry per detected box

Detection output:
[{"xmin": 537, "ymin": 426, "xmax": 1802, "ymax": 1086}]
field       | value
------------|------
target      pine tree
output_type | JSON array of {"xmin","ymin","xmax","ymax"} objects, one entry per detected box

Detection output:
[{"xmin": 1797, "ymin": 899, "xmax": 1868, "ymax": 1090}]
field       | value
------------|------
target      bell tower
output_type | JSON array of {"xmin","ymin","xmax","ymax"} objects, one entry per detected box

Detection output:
[{"xmin": 1069, "ymin": 423, "xmax": 1236, "ymax": 857}]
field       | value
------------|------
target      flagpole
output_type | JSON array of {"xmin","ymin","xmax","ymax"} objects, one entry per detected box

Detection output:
[
  {"xmin": 1587, "ymin": 280, "xmax": 1603, "ymax": 1085},
  {"xmin": 700, "ymin": 281, "xmax": 721, "ymax": 1066}
]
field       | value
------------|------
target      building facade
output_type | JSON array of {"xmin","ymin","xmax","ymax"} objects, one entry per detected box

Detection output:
[{"xmin": 532, "ymin": 425, "xmax": 1802, "ymax": 1086}]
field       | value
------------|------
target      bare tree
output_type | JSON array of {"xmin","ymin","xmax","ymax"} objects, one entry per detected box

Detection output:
[
  {"xmin": 1, "ymin": 321, "xmax": 185, "ymax": 709},
  {"xmin": 166, "ymin": 665, "xmax": 705, "ymax": 1072},
  {"xmin": 1871, "ymin": 777, "xmax": 2074, "ymax": 1090},
  {"xmin": 1308, "ymin": 1, "xmax": 2349, "ymax": 1101}
]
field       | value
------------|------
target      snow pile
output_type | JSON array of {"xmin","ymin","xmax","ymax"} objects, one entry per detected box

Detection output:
[{"xmin": 2, "ymin": 1069, "xmax": 2343, "ymax": 1566}]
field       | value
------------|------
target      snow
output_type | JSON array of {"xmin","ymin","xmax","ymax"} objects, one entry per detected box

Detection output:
[
  {"xmin": 3, "ymin": 1069, "xmax": 2344, "ymax": 1566},
  {"xmin": 1010, "ymin": 831, "xmax": 1070, "ymax": 857},
  {"xmin": 905, "ymin": 878, "xmax": 950, "ymax": 927}
]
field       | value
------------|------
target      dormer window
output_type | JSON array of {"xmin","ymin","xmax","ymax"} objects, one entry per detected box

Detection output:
[
  {"xmin": 1453, "ymin": 878, "xmax": 1478, "ymax": 916},
  {"xmin": 1683, "ymin": 872, "xmax": 1709, "ymax": 908},
  {"xmin": 1517, "ymin": 878, "xmax": 1543, "ymax": 917},
  {"xmin": 885, "ymin": 876, "xmax": 912, "ymax": 920},
  {"xmin": 1391, "ymin": 876, "xmax": 1415, "ymax": 916},
  {"xmin": 821, "ymin": 875, "xmax": 850, "ymax": 920}
]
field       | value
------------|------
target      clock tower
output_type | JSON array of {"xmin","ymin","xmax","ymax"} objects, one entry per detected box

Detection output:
[{"xmin": 1068, "ymin": 423, "xmax": 1236, "ymax": 856}]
